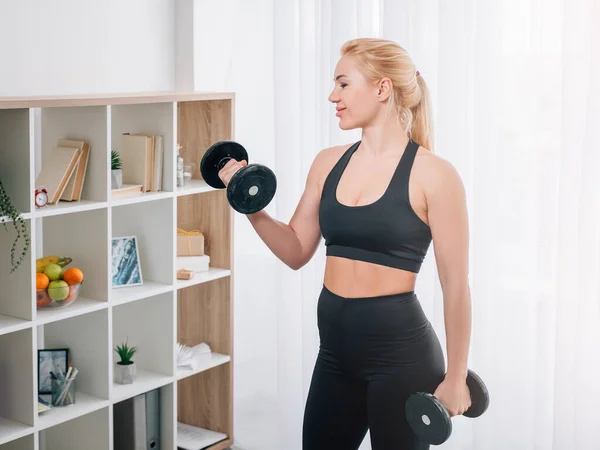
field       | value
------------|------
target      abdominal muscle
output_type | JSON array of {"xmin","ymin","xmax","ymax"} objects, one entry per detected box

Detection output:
[{"xmin": 323, "ymin": 256, "xmax": 417, "ymax": 298}]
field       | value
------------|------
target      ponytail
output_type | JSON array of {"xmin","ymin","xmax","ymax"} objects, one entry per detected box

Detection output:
[{"xmin": 410, "ymin": 74, "xmax": 434, "ymax": 151}]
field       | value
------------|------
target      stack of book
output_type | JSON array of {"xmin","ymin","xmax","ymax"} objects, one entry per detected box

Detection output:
[
  {"xmin": 119, "ymin": 133, "xmax": 164, "ymax": 193},
  {"xmin": 35, "ymin": 139, "xmax": 91, "ymax": 204}
]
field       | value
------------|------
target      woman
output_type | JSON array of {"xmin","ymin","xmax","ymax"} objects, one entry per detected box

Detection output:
[{"xmin": 219, "ymin": 38, "xmax": 472, "ymax": 450}]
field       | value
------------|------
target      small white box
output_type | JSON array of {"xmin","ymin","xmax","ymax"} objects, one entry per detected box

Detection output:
[{"xmin": 176, "ymin": 255, "xmax": 210, "ymax": 272}]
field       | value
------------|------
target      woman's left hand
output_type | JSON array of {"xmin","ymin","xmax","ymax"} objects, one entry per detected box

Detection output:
[{"xmin": 433, "ymin": 376, "xmax": 472, "ymax": 417}]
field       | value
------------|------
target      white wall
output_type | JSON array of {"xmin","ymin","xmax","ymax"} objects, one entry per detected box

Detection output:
[{"xmin": 0, "ymin": 0, "xmax": 175, "ymax": 96}]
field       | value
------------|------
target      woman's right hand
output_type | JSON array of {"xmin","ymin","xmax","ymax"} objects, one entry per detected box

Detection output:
[{"xmin": 218, "ymin": 159, "xmax": 247, "ymax": 187}]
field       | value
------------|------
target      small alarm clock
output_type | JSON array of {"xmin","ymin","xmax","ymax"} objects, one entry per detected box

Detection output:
[{"xmin": 35, "ymin": 188, "xmax": 48, "ymax": 208}]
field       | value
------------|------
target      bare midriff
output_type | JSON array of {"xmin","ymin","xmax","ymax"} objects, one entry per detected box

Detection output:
[{"xmin": 323, "ymin": 256, "xmax": 417, "ymax": 298}]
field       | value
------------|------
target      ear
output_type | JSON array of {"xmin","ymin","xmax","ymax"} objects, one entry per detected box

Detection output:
[{"xmin": 376, "ymin": 77, "xmax": 393, "ymax": 102}]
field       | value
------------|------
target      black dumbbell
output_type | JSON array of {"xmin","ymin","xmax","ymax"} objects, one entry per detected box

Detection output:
[
  {"xmin": 200, "ymin": 140, "xmax": 277, "ymax": 214},
  {"xmin": 405, "ymin": 369, "xmax": 490, "ymax": 445}
]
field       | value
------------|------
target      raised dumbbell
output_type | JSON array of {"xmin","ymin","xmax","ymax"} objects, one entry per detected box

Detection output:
[
  {"xmin": 405, "ymin": 369, "xmax": 490, "ymax": 445},
  {"xmin": 200, "ymin": 140, "xmax": 277, "ymax": 214}
]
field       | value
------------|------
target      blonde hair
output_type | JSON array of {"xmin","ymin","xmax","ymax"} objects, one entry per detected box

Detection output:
[{"xmin": 341, "ymin": 38, "xmax": 434, "ymax": 150}]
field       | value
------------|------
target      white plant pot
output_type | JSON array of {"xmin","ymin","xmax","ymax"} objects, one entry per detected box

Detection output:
[
  {"xmin": 115, "ymin": 362, "xmax": 136, "ymax": 384},
  {"xmin": 111, "ymin": 169, "xmax": 123, "ymax": 189}
]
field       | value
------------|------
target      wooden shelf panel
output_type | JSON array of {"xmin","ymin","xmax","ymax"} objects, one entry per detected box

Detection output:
[
  {"xmin": 177, "ymin": 364, "xmax": 232, "ymax": 439},
  {"xmin": 0, "ymin": 91, "xmax": 234, "ymax": 109}
]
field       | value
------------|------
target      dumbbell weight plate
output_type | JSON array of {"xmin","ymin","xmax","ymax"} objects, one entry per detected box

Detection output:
[
  {"xmin": 405, "ymin": 392, "xmax": 451, "ymax": 446},
  {"xmin": 200, "ymin": 140, "xmax": 249, "ymax": 189},
  {"xmin": 463, "ymin": 369, "xmax": 490, "ymax": 418},
  {"xmin": 227, "ymin": 164, "xmax": 277, "ymax": 214}
]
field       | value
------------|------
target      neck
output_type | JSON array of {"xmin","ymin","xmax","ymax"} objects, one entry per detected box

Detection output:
[{"xmin": 360, "ymin": 118, "xmax": 410, "ymax": 157}]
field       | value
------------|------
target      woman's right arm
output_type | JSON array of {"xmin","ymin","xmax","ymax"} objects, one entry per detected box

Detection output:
[{"xmin": 219, "ymin": 152, "xmax": 326, "ymax": 270}]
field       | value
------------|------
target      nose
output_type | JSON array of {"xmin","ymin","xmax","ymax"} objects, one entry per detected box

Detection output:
[{"xmin": 328, "ymin": 87, "xmax": 339, "ymax": 103}]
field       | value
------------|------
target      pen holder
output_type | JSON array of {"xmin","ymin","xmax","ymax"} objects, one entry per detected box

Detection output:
[{"xmin": 51, "ymin": 377, "xmax": 76, "ymax": 407}]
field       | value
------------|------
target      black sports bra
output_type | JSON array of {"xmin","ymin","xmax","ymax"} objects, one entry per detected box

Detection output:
[{"xmin": 318, "ymin": 140, "xmax": 432, "ymax": 273}]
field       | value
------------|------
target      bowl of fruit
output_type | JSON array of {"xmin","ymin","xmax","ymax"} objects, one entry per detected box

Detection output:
[{"xmin": 36, "ymin": 256, "xmax": 84, "ymax": 309}]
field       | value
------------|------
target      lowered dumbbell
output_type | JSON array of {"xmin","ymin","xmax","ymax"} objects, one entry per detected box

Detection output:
[
  {"xmin": 200, "ymin": 140, "xmax": 277, "ymax": 214},
  {"xmin": 405, "ymin": 369, "xmax": 490, "ymax": 445}
]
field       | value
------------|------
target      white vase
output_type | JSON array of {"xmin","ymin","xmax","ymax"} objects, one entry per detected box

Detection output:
[
  {"xmin": 115, "ymin": 362, "xmax": 136, "ymax": 384},
  {"xmin": 111, "ymin": 169, "xmax": 123, "ymax": 189}
]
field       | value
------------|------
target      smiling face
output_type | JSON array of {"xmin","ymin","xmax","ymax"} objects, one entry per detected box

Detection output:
[{"xmin": 328, "ymin": 55, "xmax": 393, "ymax": 130}]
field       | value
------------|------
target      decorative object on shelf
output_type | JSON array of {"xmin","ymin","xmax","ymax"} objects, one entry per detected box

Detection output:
[
  {"xmin": 114, "ymin": 340, "xmax": 137, "ymax": 384},
  {"xmin": 176, "ymin": 143, "xmax": 184, "ymax": 188},
  {"xmin": 111, "ymin": 150, "xmax": 123, "ymax": 189},
  {"xmin": 177, "ymin": 254, "xmax": 210, "ymax": 273},
  {"xmin": 36, "ymin": 255, "xmax": 73, "ymax": 273},
  {"xmin": 51, "ymin": 365, "xmax": 79, "ymax": 407},
  {"xmin": 121, "ymin": 133, "xmax": 164, "ymax": 192},
  {"xmin": 183, "ymin": 162, "xmax": 196, "ymax": 184},
  {"xmin": 176, "ymin": 342, "xmax": 212, "ymax": 371},
  {"xmin": 57, "ymin": 139, "xmax": 90, "ymax": 202},
  {"xmin": 0, "ymin": 178, "xmax": 30, "ymax": 273},
  {"xmin": 176, "ymin": 228, "xmax": 205, "ymax": 256},
  {"xmin": 111, "ymin": 236, "xmax": 143, "ymax": 288},
  {"xmin": 38, "ymin": 348, "xmax": 69, "ymax": 395},
  {"xmin": 34, "ymin": 143, "xmax": 82, "ymax": 204},
  {"xmin": 38, "ymin": 396, "xmax": 52, "ymax": 414},
  {"xmin": 176, "ymin": 268, "xmax": 194, "ymax": 280},
  {"xmin": 36, "ymin": 256, "xmax": 82, "ymax": 309},
  {"xmin": 35, "ymin": 187, "xmax": 48, "ymax": 208}
]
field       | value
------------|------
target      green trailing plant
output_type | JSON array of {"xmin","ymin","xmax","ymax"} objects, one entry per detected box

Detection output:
[
  {"xmin": 111, "ymin": 150, "xmax": 122, "ymax": 170},
  {"xmin": 0, "ymin": 179, "xmax": 30, "ymax": 273},
  {"xmin": 114, "ymin": 340, "xmax": 137, "ymax": 365}
]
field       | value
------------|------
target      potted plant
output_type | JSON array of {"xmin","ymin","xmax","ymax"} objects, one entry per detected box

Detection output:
[
  {"xmin": 0, "ymin": 179, "xmax": 30, "ymax": 273},
  {"xmin": 114, "ymin": 340, "xmax": 137, "ymax": 384},
  {"xmin": 111, "ymin": 150, "xmax": 123, "ymax": 189}
]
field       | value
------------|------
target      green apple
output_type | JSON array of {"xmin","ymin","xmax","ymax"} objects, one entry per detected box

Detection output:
[
  {"xmin": 44, "ymin": 263, "xmax": 63, "ymax": 281},
  {"xmin": 48, "ymin": 280, "xmax": 69, "ymax": 301}
]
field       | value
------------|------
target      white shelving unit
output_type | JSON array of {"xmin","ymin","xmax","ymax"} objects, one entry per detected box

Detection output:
[{"xmin": 0, "ymin": 92, "xmax": 235, "ymax": 450}]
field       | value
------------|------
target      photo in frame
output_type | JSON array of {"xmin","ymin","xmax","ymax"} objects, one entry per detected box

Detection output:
[
  {"xmin": 111, "ymin": 236, "xmax": 143, "ymax": 288},
  {"xmin": 38, "ymin": 348, "xmax": 69, "ymax": 395}
]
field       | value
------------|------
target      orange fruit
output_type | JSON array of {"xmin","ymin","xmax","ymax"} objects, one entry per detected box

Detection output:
[
  {"xmin": 62, "ymin": 267, "xmax": 84, "ymax": 285},
  {"xmin": 36, "ymin": 273, "xmax": 50, "ymax": 290}
]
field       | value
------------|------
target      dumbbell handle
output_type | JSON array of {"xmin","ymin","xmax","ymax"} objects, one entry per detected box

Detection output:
[{"xmin": 217, "ymin": 156, "xmax": 233, "ymax": 171}]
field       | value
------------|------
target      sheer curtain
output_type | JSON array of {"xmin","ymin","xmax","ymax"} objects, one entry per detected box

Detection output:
[{"xmin": 238, "ymin": 0, "xmax": 600, "ymax": 449}]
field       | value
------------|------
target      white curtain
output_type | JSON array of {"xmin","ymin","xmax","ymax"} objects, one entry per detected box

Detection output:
[{"xmin": 234, "ymin": 0, "xmax": 600, "ymax": 449}]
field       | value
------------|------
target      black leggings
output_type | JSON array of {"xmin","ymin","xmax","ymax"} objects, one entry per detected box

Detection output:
[{"xmin": 302, "ymin": 285, "xmax": 446, "ymax": 450}]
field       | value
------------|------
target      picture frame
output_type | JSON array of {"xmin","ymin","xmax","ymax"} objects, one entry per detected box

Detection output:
[
  {"xmin": 38, "ymin": 348, "xmax": 69, "ymax": 395},
  {"xmin": 111, "ymin": 235, "xmax": 143, "ymax": 288}
]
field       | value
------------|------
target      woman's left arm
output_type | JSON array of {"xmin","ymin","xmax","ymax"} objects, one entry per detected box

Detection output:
[{"xmin": 424, "ymin": 155, "xmax": 472, "ymax": 415}]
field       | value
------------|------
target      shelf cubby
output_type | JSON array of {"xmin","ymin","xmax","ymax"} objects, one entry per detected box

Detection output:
[
  {"xmin": 0, "ymin": 329, "xmax": 35, "ymax": 446},
  {"xmin": 39, "ymin": 407, "xmax": 109, "ymax": 450},
  {"xmin": 0, "ymin": 108, "xmax": 33, "ymax": 216},
  {"xmin": 113, "ymin": 383, "xmax": 175, "ymax": 450},
  {"xmin": 110, "ymin": 101, "xmax": 176, "ymax": 194},
  {"xmin": 177, "ymin": 276, "xmax": 232, "ymax": 446},
  {"xmin": 37, "ymin": 106, "xmax": 108, "ymax": 215},
  {"xmin": 0, "ymin": 433, "xmax": 34, "ymax": 450},
  {"xmin": 36, "ymin": 309, "xmax": 110, "ymax": 430},
  {"xmin": 111, "ymin": 291, "xmax": 175, "ymax": 403},
  {"xmin": 110, "ymin": 197, "xmax": 174, "ymax": 305},
  {"xmin": 0, "ymin": 218, "xmax": 34, "ymax": 333},
  {"xmin": 0, "ymin": 91, "xmax": 235, "ymax": 449},
  {"xmin": 34, "ymin": 208, "xmax": 109, "ymax": 324}
]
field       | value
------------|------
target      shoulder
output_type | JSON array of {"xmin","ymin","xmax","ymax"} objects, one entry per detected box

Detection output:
[
  {"xmin": 307, "ymin": 143, "xmax": 353, "ymax": 181},
  {"xmin": 412, "ymin": 146, "xmax": 465, "ymax": 199}
]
